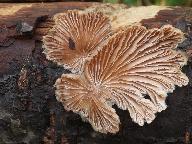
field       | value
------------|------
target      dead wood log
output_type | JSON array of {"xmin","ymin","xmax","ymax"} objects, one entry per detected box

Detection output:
[{"xmin": 0, "ymin": 2, "xmax": 192, "ymax": 144}]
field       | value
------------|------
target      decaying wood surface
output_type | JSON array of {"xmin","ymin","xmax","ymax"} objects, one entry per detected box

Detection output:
[{"xmin": 0, "ymin": 2, "xmax": 192, "ymax": 144}]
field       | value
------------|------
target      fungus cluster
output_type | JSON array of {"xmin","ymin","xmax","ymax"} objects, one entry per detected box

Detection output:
[{"xmin": 43, "ymin": 10, "xmax": 189, "ymax": 134}]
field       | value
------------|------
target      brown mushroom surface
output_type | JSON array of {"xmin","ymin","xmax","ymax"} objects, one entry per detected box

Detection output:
[
  {"xmin": 43, "ymin": 11, "xmax": 112, "ymax": 73},
  {"xmin": 55, "ymin": 25, "xmax": 188, "ymax": 134}
]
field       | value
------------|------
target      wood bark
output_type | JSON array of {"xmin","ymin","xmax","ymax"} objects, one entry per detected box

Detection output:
[{"xmin": 0, "ymin": 2, "xmax": 192, "ymax": 144}]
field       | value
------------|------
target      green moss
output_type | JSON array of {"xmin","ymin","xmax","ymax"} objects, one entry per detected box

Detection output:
[
  {"xmin": 123, "ymin": 0, "xmax": 138, "ymax": 5},
  {"xmin": 166, "ymin": 0, "xmax": 187, "ymax": 6},
  {"xmin": 103, "ymin": 0, "xmax": 119, "ymax": 3},
  {"xmin": 103, "ymin": 0, "xmax": 190, "ymax": 6}
]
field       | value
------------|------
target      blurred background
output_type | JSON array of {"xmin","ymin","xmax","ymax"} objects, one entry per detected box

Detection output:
[{"xmin": 0, "ymin": 0, "xmax": 192, "ymax": 7}]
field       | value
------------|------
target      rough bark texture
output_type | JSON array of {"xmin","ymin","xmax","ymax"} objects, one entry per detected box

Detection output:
[{"xmin": 0, "ymin": 2, "xmax": 192, "ymax": 144}]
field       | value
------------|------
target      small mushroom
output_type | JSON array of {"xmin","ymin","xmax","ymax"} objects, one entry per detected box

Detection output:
[
  {"xmin": 55, "ymin": 25, "xmax": 188, "ymax": 134},
  {"xmin": 43, "ymin": 11, "xmax": 111, "ymax": 73}
]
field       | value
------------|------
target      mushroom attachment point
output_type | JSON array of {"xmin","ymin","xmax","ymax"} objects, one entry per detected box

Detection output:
[
  {"xmin": 43, "ymin": 11, "xmax": 112, "ymax": 73},
  {"xmin": 55, "ymin": 25, "xmax": 188, "ymax": 133}
]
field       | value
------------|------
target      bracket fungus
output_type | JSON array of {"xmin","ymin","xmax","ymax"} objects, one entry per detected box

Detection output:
[
  {"xmin": 43, "ymin": 11, "xmax": 111, "ymax": 73},
  {"xmin": 43, "ymin": 10, "xmax": 189, "ymax": 134}
]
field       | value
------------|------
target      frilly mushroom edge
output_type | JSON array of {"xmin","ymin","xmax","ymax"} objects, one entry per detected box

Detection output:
[
  {"xmin": 43, "ymin": 10, "xmax": 189, "ymax": 134},
  {"xmin": 43, "ymin": 10, "xmax": 112, "ymax": 74}
]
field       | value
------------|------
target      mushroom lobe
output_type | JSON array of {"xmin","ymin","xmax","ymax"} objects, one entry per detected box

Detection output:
[
  {"xmin": 43, "ymin": 11, "xmax": 111, "ymax": 73},
  {"xmin": 55, "ymin": 25, "xmax": 188, "ymax": 133}
]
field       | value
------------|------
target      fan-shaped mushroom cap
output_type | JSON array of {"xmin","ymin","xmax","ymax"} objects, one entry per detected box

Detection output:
[
  {"xmin": 43, "ymin": 11, "xmax": 111, "ymax": 73},
  {"xmin": 55, "ymin": 25, "xmax": 188, "ymax": 133},
  {"xmin": 55, "ymin": 74, "xmax": 120, "ymax": 133}
]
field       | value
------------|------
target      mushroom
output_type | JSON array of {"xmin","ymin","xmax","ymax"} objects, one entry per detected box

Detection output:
[
  {"xmin": 55, "ymin": 25, "xmax": 188, "ymax": 134},
  {"xmin": 43, "ymin": 11, "xmax": 112, "ymax": 73}
]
